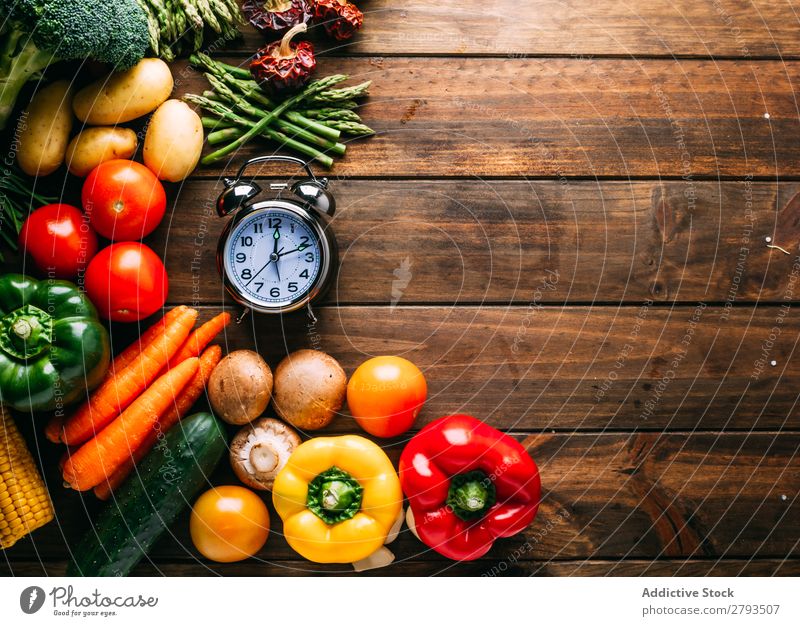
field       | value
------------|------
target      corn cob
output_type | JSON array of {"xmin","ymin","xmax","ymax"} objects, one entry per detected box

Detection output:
[{"xmin": 0, "ymin": 406, "xmax": 54, "ymax": 549}]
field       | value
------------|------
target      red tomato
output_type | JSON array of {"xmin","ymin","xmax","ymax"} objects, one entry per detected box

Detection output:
[
  {"xmin": 82, "ymin": 160, "xmax": 166, "ymax": 241},
  {"xmin": 18, "ymin": 203, "xmax": 98, "ymax": 279},
  {"xmin": 347, "ymin": 356, "xmax": 428, "ymax": 438},
  {"xmin": 84, "ymin": 242, "xmax": 168, "ymax": 322}
]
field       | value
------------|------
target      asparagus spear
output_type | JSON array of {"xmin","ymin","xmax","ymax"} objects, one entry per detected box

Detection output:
[
  {"xmin": 300, "ymin": 108, "xmax": 363, "ymax": 122},
  {"xmin": 201, "ymin": 75, "xmax": 347, "ymax": 163},
  {"xmin": 306, "ymin": 81, "xmax": 371, "ymax": 104},
  {"xmin": 203, "ymin": 112, "xmax": 333, "ymax": 169},
  {"xmin": 185, "ymin": 95, "xmax": 338, "ymax": 167},
  {"xmin": 204, "ymin": 71, "xmax": 345, "ymax": 143},
  {"xmin": 323, "ymin": 120, "xmax": 375, "ymax": 136}
]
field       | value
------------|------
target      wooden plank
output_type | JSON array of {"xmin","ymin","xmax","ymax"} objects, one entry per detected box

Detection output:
[
  {"xmin": 228, "ymin": 1, "xmax": 800, "ymax": 59},
  {"xmin": 2, "ymin": 304, "xmax": 797, "ymax": 432},
  {"xmin": 174, "ymin": 56, "xmax": 800, "ymax": 178},
  {"xmin": 4, "ymin": 559, "xmax": 799, "ymax": 577},
  {"xmin": 83, "ymin": 304, "xmax": 800, "ymax": 431},
  {"xmin": 153, "ymin": 179, "xmax": 800, "ymax": 305},
  {"xmin": 5, "ymin": 433, "xmax": 798, "ymax": 566}
]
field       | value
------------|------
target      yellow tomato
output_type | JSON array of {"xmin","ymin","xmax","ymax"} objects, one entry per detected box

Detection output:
[
  {"xmin": 190, "ymin": 486, "xmax": 270, "ymax": 562},
  {"xmin": 347, "ymin": 356, "xmax": 427, "ymax": 438}
]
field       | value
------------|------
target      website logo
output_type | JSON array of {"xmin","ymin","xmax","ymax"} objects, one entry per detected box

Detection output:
[{"xmin": 20, "ymin": 586, "xmax": 46, "ymax": 614}]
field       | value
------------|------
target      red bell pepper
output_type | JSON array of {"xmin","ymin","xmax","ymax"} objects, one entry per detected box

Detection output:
[{"xmin": 399, "ymin": 414, "xmax": 541, "ymax": 561}]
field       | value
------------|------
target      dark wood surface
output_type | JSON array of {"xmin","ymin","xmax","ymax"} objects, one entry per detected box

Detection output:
[{"xmin": 3, "ymin": 0, "xmax": 800, "ymax": 577}]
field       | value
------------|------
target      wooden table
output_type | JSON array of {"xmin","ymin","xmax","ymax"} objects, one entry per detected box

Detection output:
[{"xmin": 3, "ymin": 0, "xmax": 800, "ymax": 576}]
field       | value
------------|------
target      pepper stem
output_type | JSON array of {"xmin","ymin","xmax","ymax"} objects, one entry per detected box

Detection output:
[
  {"xmin": 277, "ymin": 22, "xmax": 307, "ymax": 59},
  {"xmin": 0, "ymin": 305, "xmax": 54, "ymax": 360},
  {"xmin": 12, "ymin": 318, "xmax": 31, "ymax": 340},
  {"xmin": 446, "ymin": 471, "xmax": 497, "ymax": 521},
  {"xmin": 306, "ymin": 466, "xmax": 363, "ymax": 525}
]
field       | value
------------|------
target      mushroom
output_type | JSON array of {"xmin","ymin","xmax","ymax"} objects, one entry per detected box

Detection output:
[
  {"xmin": 271, "ymin": 349, "xmax": 347, "ymax": 430},
  {"xmin": 208, "ymin": 350, "xmax": 273, "ymax": 425},
  {"xmin": 230, "ymin": 418, "xmax": 301, "ymax": 491}
]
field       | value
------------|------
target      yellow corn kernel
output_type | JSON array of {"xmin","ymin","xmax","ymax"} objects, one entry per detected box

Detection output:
[{"xmin": 0, "ymin": 406, "xmax": 54, "ymax": 549}]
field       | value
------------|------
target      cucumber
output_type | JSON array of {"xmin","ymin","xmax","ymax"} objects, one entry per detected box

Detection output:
[{"xmin": 67, "ymin": 412, "xmax": 227, "ymax": 576}]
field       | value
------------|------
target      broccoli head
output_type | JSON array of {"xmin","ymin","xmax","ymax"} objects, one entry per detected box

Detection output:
[{"xmin": 0, "ymin": 0, "xmax": 150, "ymax": 129}]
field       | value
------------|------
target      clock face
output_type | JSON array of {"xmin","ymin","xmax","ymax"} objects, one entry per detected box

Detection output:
[{"xmin": 222, "ymin": 206, "xmax": 323, "ymax": 310}]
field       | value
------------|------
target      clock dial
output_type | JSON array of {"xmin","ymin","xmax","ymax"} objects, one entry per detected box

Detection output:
[{"xmin": 223, "ymin": 207, "xmax": 322, "ymax": 308}]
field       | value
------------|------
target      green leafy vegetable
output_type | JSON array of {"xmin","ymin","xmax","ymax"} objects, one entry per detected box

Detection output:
[{"xmin": 0, "ymin": 0, "xmax": 150, "ymax": 129}]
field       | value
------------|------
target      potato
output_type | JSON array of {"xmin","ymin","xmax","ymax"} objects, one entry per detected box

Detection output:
[
  {"xmin": 73, "ymin": 58, "xmax": 173, "ymax": 125},
  {"xmin": 16, "ymin": 80, "xmax": 73, "ymax": 176},
  {"xmin": 143, "ymin": 99, "xmax": 203, "ymax": 182},
  {"xmin": 272, "ymin": 350, "xmax": 347, "ymax": 431},
  {"xmin": 65, "ymin": 127, "xmax": 138, "ymax": 177},
  {"xmin": 208, "ymin": 350, "xmax": 273, "ymax": 425}
]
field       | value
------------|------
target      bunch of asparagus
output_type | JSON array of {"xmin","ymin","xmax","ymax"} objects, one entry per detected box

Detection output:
[
  {"xmin": 184, "ymin": 53, "xmax": 374, "ymax": 168},
  {"xmin": 0, "ymin": 170, "xmax": 54, "ymax": 261},
  {"xmin": 136, "ymin": 0, "xmax": 243, "ymax": 61}
]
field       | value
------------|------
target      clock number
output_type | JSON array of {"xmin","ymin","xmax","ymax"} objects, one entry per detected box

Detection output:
[
  {"xmin": 253, "ymin": 222, "xmax": 263, "ymax": 234},
  {"xmin": 270, "ymin": 287, "xmax": 280, "ymax": 298},
  {"xmin": 288, "ymin": 282, "xmax": 298, "ymax": 293},
  {"xmin": 235, "ymin": 252, "xmax": 246, "ymax": 263},
  {"xmin": 299, "ymin": 236, "xmax": 310, "ymax": 247},
  {"xmin": 299, "ymin": 269, "xmax": 309, "ymax": 279},
  {"xmin": 254, "ymin": 282, "xmax": 264, "ymax": 292},
  {"xmin": 241, "ymin": 268, "xmax": 252, "ymax": 279},
  {"xmin": 268, "ymin": 217, "xmax": 282, "ymax": 229},
  {"xmin": 240, "ymin": 235, "xmax": 253, "ymax": 247},
  {"xmin": 305, "ymin": 252, "xmax": 314, "ymax": 263}
]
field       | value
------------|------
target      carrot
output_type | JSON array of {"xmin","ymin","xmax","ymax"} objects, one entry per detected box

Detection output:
[
  {"xmin": 43, "ymin": 307, "xmax": 187, "ymax": 443},
  {"xmin": 165, "ymin": 312, "xmax": 231, "ymax": 370},
  {"xmin": 59, "ymin": 307, "xmax": 199, "ymax": 446},
  {"xmin": 111, "ymin": 307, "xmax": 186, "ymax": 374},
  {"xmin": 62, "ymin": 357, "xmax": 200, "ymax": 491},
  {"xmin": 94, "ymin": 345, "xmax": 223, "ymax": 500}
]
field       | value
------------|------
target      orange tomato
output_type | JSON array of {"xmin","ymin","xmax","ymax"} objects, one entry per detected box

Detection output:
[
  {"xmin": 189, "ymin": 486, "xmax": 270, "ymax": 563},
  {"xmin": 347, "ymin": 356, "xmax": 427, "ymax": 438}
]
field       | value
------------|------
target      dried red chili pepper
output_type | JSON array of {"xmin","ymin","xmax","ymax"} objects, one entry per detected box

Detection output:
[
  {"xmin": 313, "ymin": 0, "xmax": 364, "ymax": 41},
  {"xmin": 242, "ymin": 0, "xmax": 315, "ymax": 38},
  {"xmin": 250, "ymin": 23, "xmax": 317, "ymax": 96}
]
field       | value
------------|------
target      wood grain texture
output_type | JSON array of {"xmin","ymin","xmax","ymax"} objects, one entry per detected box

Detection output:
[
  {"xmin": 152, "ymin": 180, "xmax": 800, "ymax": 305},
  {"xmin": 4, "ymin": 433, "xmax": 797, "ymax": 570},
  {"xmin": 78, "ymin": 304, "xmax": 800, "ymax": 431},
  {"xmin": 4, "ymin": 559, "xmax": 799, "ymax": 577},
  {"xmin": 228, "ymin": 1, "xmax": 800, "ymax": 58},
  {"xmin": 174, "ymin": 56, "xmax": 800, "ymax": 178}
]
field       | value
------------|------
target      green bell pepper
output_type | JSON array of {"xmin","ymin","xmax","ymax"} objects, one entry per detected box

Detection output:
[{"xmin": 0, "ymin": 274, "xmax": 110, "ymax": 412}]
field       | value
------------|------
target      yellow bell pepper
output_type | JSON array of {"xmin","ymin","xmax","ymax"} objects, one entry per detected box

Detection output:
[{"xmin": 272, "ymin": 435, "xmax": 402, "ymax": 563}]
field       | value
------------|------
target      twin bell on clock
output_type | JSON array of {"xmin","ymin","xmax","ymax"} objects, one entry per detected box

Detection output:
[{"xmin": 215, "ymin": 155, "xmax": 338, "ymax": 314}]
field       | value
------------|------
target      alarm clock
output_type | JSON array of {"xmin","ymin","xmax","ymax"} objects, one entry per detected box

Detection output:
[{"xmin": 215, "ymin": 155, "xmax": 338, "ymax": 314}]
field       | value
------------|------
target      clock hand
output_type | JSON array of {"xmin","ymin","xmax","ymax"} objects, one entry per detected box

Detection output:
[
  {"xmin": 244, "ymin": 257, "xmax": 274, "ymax": 287},
  {"xmin": 277, "ymin": 244, "xmax": 308, "ymax": 258},
  {"xmin": 272, "ymin": 228, "xmax": 281, "ymax": 282}
]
